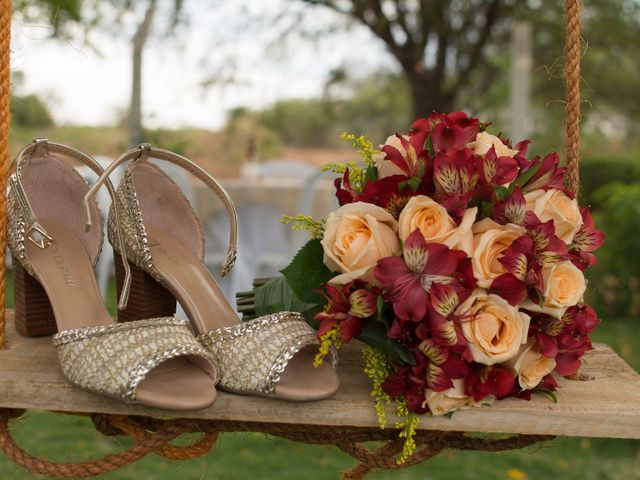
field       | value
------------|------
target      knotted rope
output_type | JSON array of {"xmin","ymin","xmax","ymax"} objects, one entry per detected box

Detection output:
[{"xmin": 0, "ymin": 0, "xmax": 576, "ymax": 478}]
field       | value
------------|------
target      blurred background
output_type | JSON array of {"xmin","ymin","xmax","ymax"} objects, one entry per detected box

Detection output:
[{"xmin": 4, "ymin": 1, "xmax": 640, "ymax": 479}]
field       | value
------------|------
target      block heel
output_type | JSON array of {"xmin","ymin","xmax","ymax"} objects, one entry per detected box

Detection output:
[
  {"xmin": 12, "ymin": 255, "xmax": 58, "ymax": 337},
  {"xmin": 114, "ymin": 250, "xmax": 176, "ymax": 322}
]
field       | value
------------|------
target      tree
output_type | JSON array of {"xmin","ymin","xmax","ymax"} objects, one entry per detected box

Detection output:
[{"xmin": 302, "ymin": 0, "xmax": 504, "ymax": 118}]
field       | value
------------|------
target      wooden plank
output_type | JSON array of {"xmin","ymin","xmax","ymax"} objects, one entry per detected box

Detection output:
[{"xmin": 0, "ymin": 311, "xmax": 639, "ymax": 439}]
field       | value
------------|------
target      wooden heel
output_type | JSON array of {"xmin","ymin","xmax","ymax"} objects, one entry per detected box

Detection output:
[
  {"xmin": 12, "ymin": 256, "xmax": 58, "ymax": 337},
  {"xmin": 114, "ymin": 251, "xmax": 176, "ymax": 322}
]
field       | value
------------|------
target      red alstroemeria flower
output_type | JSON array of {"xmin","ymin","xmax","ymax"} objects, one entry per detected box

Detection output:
[
  {"xmin": 519, "ymin": 152, "xmax": 567, "ymax": 193},
  {"xmin": 490, "ymin": 214, "xmax": 571, "ymax": 306},
  {"xmin": 555, "ymin": 304, "xmax": 600, "ymax": 375},
  {"xmin": 334, "ymin": 168, "xmax": 358, "ymax": 206},
  {"xmin": 381, "ymin": 353, "xmax": 430, "ymax": 413},
  {"xmin": 374, "ymin": 230, "xmax": 475, "ymax": 322},
  {"xmin": 411, "ymin": 112, "xmax": 482, "ymax": 152},
  {"xmin": 465, "ymin": 364, "xmax": 516, "ymax": 401},
  {"xmin": 528, "ymin": 304, "xmax": 600, "ymax": 376},
  {"xmin": 477, "ymin": 146, "xmax": 519, "ymax": 186},
  {"xmin": 315, "ymin": 281, "xmax": 378, "ymax": 343},
  {"xmin": 432, "ymin": 148, "xmax": 480, "ymax": 218},
  {"xmin": 569, "ymin": 208, "xmax": 606, "ymax": 270},
  {"xmin": 493, "ymin": 187, "xmax": 527, "ymax": 226},
  {"xmin": 418, "ymin": 336, "xmax": 469, "ymax": 392},
  {"xmin": 381, "ymin": 134, "xmax": 431, "ymax": 179}
]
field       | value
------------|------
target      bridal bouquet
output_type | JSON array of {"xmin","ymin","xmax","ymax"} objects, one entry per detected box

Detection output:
[{"xmin": 239, "ymin": 111, "xmax": 605, "ymax": 461}]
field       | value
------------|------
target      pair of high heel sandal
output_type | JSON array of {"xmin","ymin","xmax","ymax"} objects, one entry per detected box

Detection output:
[{"xmin": 8, "ymin": 138, "xmax": 338, "ymax": 410}]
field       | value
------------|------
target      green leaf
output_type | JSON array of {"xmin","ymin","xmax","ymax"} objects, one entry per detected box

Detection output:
[
  {"xmin": 512, "ymin": 161, "xmax": 542, "ymax": 189},
  {"xmin": 280, "ymin": 239, "xmax": 334, "ymax": 300},
  {"xmin": 493, "ymin": 185, "xmax": 510, "ymax": 201},
  {"xmin": 364, "ymin": 164, "xmax": 378, "ymax": 183},
  {"xmin": 424, "ymin": 136, "xmax": 434, "ymax": 155},
  {"xmin": 253, "ymin": 276, "xmax": 323, "ymax": 328},
  {"xmin": 479, "ymin": 201, "xmax": 493, "ymax": 219},
  {"xmin": 357, "ymin": 322, "xmax": 416, "ymax": 365},
  {"xmin": 535, "ymin": 389, "xmax": 558, "ymax": 403},
  {"xmin": 399, "ymin": 176, "xmax": 422, "ymax": 192}
]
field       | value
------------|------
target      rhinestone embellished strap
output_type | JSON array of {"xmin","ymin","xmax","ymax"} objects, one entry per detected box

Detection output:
[
  {"xmin": 53, "ymin": 318, "xmax": 217, "ymax": 402},
  {"xmin": 199, "ymin": 312, "xmax": 337, "ymax": 396}
]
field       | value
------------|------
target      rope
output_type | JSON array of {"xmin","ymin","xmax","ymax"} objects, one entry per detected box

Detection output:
[
  {"xmin": 0, "ymin": 0, "xmax": 12, "ymax": 349},
  {"xmin": 0, "ymin": 410, "xmax": 555, "ymax": 479},
  {"xmin": 565, "ymin": 0, "xmax": 581, "ymax": 195},
  {"xmin": 0, "ymin": 410, "xmax": 182, "ymax": 478}
]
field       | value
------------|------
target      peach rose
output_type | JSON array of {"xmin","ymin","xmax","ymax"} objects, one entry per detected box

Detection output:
[
  {"xmin": 457, "ymin": 290, "xmax": 530, "ymax": 365},
  {"xmin": 471, "ymin": 218, "xmax": 525, "ymax": 288},
  {"xmin": 524, "ymin": 189, "xmax": 583, "ymax": 243},
  {"xmin": 469, "ymin": 132, "xmax": 518, "ymax": 158},
  {"xmin": 522, "ymin": 260, "xmax": 586, "ymax": 318},
  {"xmin": 322, "ymin": 202, "xmax": 401, "ymax": 285},
  {"xmin": 425, "ymin": 379, "xmax": 492, "ymax": 416},
  {"xmin": 398, "ymin": 195, "xmax": 477, "ymax": 256},
  {"xmin": 374, "ymin": 134, "xmax": 410, "ymax": 178},
  {"xmin": 505, "ymin": 343, "xmax": 556, "ymax": 390}
]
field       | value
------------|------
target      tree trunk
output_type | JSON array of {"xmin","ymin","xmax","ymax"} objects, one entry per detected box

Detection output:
[
  {"xmin": 130, "ymin": 1, "xmax": 157, "ymax": 146},
  {"xmin": 406, "ymin": 71, "xmax": 454, "ymax": 119}
]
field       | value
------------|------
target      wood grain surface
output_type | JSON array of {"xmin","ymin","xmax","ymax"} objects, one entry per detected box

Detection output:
[{"xmin": 0, "ymin": 311, "xmax": 638, "ymax": 439}]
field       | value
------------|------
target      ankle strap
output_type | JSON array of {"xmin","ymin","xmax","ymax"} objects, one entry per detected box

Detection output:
[
  {"xmin": 11, "ymin": 137, "xmax": 133, "ymax": 310},
  {"xmin": 85, "ymin": 143, "xmax": 238, "ymax": 278}
]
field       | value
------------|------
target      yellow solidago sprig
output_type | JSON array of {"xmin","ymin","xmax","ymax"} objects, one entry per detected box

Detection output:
[
  {"xmin": 314, "ymin": 325, "xmax": 342, "ymax": 368},
  {"xmin": 339, "ymin": 132, "xmax": 378, "ymax": 166},
  {"xmin": 362, "ymin": 346, "xmax": 394, "ymax": 429},
  {"xmin": 320, "ymin": 132, "xmax": 379, "ymax": 193},
  {"xmin": 280, "ymin": 214, "xmax": 325, "ymax": 239},
  {"xmin": 395, "ymin": 399, "xmax": 421, "ymax": 464}
]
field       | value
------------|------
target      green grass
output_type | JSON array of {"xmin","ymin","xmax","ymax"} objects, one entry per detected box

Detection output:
[{"xmin": 1, "ymin": 277, "xmax": 639, "ymax": 479}]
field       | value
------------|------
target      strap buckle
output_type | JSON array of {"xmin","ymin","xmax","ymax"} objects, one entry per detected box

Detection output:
[{"xmin": 27, "ymin": 222, "xmax": 53, "ymax": 249}]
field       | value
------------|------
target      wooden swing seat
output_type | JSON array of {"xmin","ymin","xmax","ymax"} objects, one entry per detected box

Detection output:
[{"xmin": 0, "ymin": 310, "xmax": 638, "ymax": 440}]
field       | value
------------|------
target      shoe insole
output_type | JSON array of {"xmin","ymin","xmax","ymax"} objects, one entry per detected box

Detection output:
[
  {"xmin": 25, "ymin": 220, "xmax": 216, "ymax": 410},
  {"xmin": 146, "ymin": 226, "xmax": 339, "ymax": 401}
]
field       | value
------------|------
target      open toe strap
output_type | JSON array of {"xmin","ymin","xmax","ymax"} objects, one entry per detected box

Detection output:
[
  {"xmin": 53, "ymin": 318, "xmax": 217, "ymax": 402},
  {"xmin": 198, "ymin": 312, "xmax": 337, "ymax": 396}
]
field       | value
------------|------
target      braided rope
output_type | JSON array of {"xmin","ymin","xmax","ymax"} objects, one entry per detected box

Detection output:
[
  {"xmin": 0, "ymin": 0, "xmax": 11, "ymax": 348},
  {"xmin": 565, "ymin": 0, "xmax": 581, "ymax": 195}
]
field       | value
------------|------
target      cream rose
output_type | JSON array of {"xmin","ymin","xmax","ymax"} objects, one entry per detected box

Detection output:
[
  {"xmin": 469, "ymin": 131, "xmax": 518, "ymax": 158},
  {"xmin": 374, "ymin": 134, "xmax": 410, "ymax": 178},
  {"xmin": 457, "ymin": 290, "xmax": 530, "ymax": 365},
  {"xmin": 505, "ymin": 343, "xmax": 556, "ymax": 390},
  {"xmin": 522, "ymin": 260, "xmax": 586, "ymax": 318},
  {"xmin": 398, "ymin": 195, "xmax": 477, "ymax": 256},
  {"xmin": 524, "ymin": 189, "xmax": 583, "ymax": 243},
  {"xmin": 425, "ymin": 379, "xmax": 493, "ymax": 416},
  {"xmin": 471, "ymin": 218, "xmax": 525, "ymax": 288},
  {"xmin": 322, "ymin": 202, "xmax": 401, "ymax": 285}
]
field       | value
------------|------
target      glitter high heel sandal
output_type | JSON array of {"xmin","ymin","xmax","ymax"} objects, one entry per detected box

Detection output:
[
  {"xmin": 8, "ymin": 138, "xmax": 218, "ymax": 410},
  {"xmin": 88, "ymin": 144, "xmax": 339, "ymax": 401}
]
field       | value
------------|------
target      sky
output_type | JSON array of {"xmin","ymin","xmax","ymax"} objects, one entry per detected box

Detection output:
[{"xmin": 10, "ymin": 0, "xmax": 393, "ymax": 130}]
